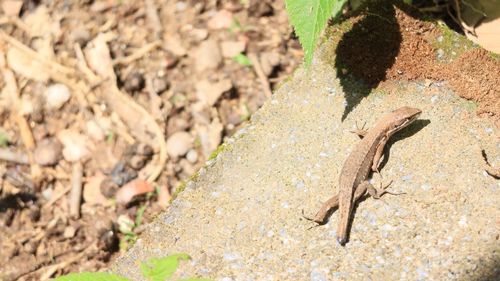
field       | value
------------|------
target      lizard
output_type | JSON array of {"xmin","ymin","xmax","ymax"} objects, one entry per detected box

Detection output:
[{"xmin": 305, "ymin": 106, "xmax": 422, "ymax": 245}]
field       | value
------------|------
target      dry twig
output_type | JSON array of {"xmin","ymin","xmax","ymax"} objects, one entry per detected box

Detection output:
[
  {"xmin": 0, "ymin": 49, "xmax": 41, "ymax": 178},
  {"xmin": 0, "ymin": 30, "xmax": 75, "ymax": 75},
  {"xmin": 248, "ymin": 53, "xmax": 273, "ymax": 98},
  {"xmin": 145, "ymin": 0, "xmax": 163, "ymax": 40},
  {"xmin": 38, "ymin": 242, "xmax": 97, "ymax": 281},
  {"xmin": 42, "ymin": 185, "xmax": 72, "ymax": 209},
  {"xmin": 0, "ymin": 148, "xmax": 29, "ymax": 164},
  {"xmin": 1, "ymin": 29, "xmax": 167, "ymax": 184},
  {"xmin": 69, "ymin": 162, "xmax": 83, "ymax": 218},
  {"xmin": 112, "ymin": 40, "xmax": 161, "ymax": 65},
  {"xmin": 85, "ymin": 34, "xmax": 167, "ymax": 183}
]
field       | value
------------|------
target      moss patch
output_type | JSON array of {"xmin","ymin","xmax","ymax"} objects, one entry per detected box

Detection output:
[
  {"xmin": 432, "ymin": 23, "xmax": 476, "ymax": 62},
  {"xmin": 208, "ymin": 143, "xmax": 227, "ymax": 161},
  {"xmin": 171, "ymin": 171, "xmax": 200, "ymax": 201}
]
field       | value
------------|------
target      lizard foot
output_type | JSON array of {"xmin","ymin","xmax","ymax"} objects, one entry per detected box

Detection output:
[
  {"xmin": 301, "ymin": 209, "xmax": 326, "ymax": 226},
  {"xmin": 350, "ymin": 121, "xmax": 367, "ymax": 139},
  {"xmin": 369, "ymin": 180, "xmax": 405, "ymax": 199}
]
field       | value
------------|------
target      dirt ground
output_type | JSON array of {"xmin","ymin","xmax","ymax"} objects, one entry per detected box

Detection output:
[
  {"xmin": 0, "ymin": 0, "xmax": 498, "ymax": 280},
  {"xmin": 333, "ymin": 2, "xmax": 500, "ymax": 125}
]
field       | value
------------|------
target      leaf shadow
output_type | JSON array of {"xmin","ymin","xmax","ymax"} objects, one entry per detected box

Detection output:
[{"xmin": 334, "ymin": 2, "xmax": 402, "ymax": 121}]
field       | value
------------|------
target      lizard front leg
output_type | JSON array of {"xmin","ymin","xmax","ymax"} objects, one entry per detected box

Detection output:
[
  {"xmin": 372, "ymin": 136, "xmax": 388, "ymax": 173},
  {"xmin": 350, "ymin": 121, "xmax": 368, "ymax": 139},
  {"xmin": 366, "ymin": 180, "xmax": 403, "ymax": 198}
]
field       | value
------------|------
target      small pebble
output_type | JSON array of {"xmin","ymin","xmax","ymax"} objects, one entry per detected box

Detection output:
[
  {"xmin": 436, "ymin": 49, "xmax": 445, "ymax": 59},
  {"xmin": 458, "ymin": 216, "xmax": 467, "ymax": 227},
  {"xmin": 110, "ymin": 162, "xmax": 137, "ymax": 186},
  {"xmin": 125, "ymin": 142, "xmax": 154, "ymax": 157},
  {"xmin": 128, "ymin": 155, "xmax": 147, "ymax": 170},
  {"xmin": 124, "ymin": 71, "xmax": 145, "ymax": 93},
  {"xmin": 43, "ymin": 84, "xmax": 71, "ymax": 110},
  {"xmin": 86, "ymin": 120, "xmax": 105, "ymax": 141},
  {"xmin": 310, "ymin": 269, "xmax": 328, "ymax": 281},
  {"xmin": 29, "ymin": 205, "xmax": 41, "ymax": 222},
  {"xmin": 420, "ymin": 184, "xmax": 430, "ymax": 191},
  {"xmin": 175, "ymin": 1, "xmax": 187, "ymax": 11},
  {"xmin": 100, "ymin": 178, "xmax": 119, "ymax": 198},
  {"xmin": 166, "ymin": 131, "xmax": 192, "ymax": 158},
  {"xmin": 70, "ymin": 27, "xmax": 91, "ymax": 46},
  {"xmin": 41, "ymin": 187, "xmax": 53, "ymax": 201},
  {"xmin": 401, "ymin": 175, "xmax": 413, "ymax": 181},
  {"xmin": 152, "ymin": 77, "xmax": 169, "ymax": 94},
  {"xmin": 63, "ymin": 226, "xmax": 77, "ymax": 238},
  {"xmin": 33, "ymin": 138, "xmax": 62, "ymax": 166},
  {"xmin": 186, "ymin": 149, "xmax": 198, "ymax": 163},
  {"xmin": 223, "ymin": 252, "xmax": 240, "ymax": 261},
  {"xmin": 117, "ymin": 214, "xmax": 134, "ymax": 234}
]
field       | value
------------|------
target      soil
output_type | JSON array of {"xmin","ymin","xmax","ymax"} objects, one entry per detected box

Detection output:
[
  {"xmin": 0, "ymin": 0, "xmax": 498, "ymax": 280},
  {"xmin": 0, "ymin": 1, "xmax": 301, "ymax": 280},
  {"xmin": 333, "ymin": 1, "xmax": 500, "ymax": 126}
]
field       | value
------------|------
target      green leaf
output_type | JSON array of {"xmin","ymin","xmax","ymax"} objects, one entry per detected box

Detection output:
[
  {"xmin": 52, "ymin": 272, "xmax": 130, "ymax": 281},
  {"xmin": 233, "ymin": 53, "xmax": 252, "ymax": 66},
  {"xmin": 106, "ymin": 131, "xmax": 115, "ymax": 144},
  {"xmin": 140, "ymin": 253, "xmax": 191, "ymax": 281},
  {"xmin": 285, "ymin": 0, "xmax": 347, "ymax": 66},
  {"xmin": 0, "ymin": 132, "xmax": 8, "ymax": 147},
  {"xmin": 135, "ymin": 204, "xmax": 147, "ymax": 227}
]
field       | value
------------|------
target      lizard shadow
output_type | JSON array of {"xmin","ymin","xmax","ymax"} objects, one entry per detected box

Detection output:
[{"xmin": 377, "ymin": 118, "xmax": 430, "ymax": 171}]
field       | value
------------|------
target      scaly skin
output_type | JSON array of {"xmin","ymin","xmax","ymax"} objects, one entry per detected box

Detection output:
[{"xmin": 334, "ymin": 107, "xmax": 421, "ymax": 245}]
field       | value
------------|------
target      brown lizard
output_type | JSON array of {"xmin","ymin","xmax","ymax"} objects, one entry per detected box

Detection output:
[{"xmin": 306, "ymin": 106, "xmax": 422, "ymax": 245}]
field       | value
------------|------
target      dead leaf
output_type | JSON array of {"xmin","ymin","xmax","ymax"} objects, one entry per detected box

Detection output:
[
  {"xmin": 197, "ymin": 117, "xmax": 223, "ymax": 158},
  {"xmin": 24, "ymin": 5, "xmax": 61, "ymax": 42},
  {"xmin": 194, "ymin": 39, "xmax": 222, "ymax": 72},
  {"xmin": 90, "ymin": 0, "xmax": 116, "ymax": 13},
  {"xmin": 1, "ymin": 0, "xmax": 23, "ymax": 17},
  {"xmin": 115, "ymin": 179, "xmax": 154, "ymax": 204},
  {"xmin": 57, "ymin": 129, "xmax": 92, "ymax": 162},
  {"xmin": 84, "ymin": 33, "xmax": 116, "ymax": 80},
  {"xmin": 220, "ymin": 41, "xmax": 247, "ymax": 58},
  {"xmin": 83, "ymin": 173, "xmax": 108, "ymax": 206},
  {"xmin": 6, "ymin": 48, "xmax": 49, "ymax": 81},
  {"xmin": 207, "ymin": 10, "xmax": 233, "ymax": 30},
  {"xmin": 195, "ymin": 79, "xmax": 232, "ymax": 106},
  {"xmin": 260, "ymin": 51, "xmax": 281, "ymax": 76},
  {"xmin": 157, "ymin": 185, "xmax": 171, "ymax": 208},
  {"xmin": 166, "ymin": 131, "xmax": 193, "ymax": 158},
  {"xmin": 164, "ymin": 34, "xmax": 187, "ymax": 56}
]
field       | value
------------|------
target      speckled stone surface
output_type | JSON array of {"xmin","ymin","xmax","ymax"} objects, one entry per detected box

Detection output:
[{"xmin": 111, "ymin": 42, "xmax": 499, "ymax": 280}]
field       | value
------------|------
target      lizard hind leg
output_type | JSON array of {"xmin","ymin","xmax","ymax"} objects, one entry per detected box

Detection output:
[
  {"xmin": 367, "ymin": 180, "xmax": 405, "ymax": 199},
  {"xmin": 350, "ymin": 121, "xmax": 368, "ymax": 139}
]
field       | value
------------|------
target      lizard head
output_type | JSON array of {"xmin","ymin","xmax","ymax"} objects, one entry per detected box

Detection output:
[{"xmin": 390, "ymin": 106, "xmax": 422, "ymax": 129}]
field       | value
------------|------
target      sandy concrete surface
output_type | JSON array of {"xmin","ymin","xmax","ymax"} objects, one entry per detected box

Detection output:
[{"xmin": 111, "ymin": 42, "xmax": 499, "ymax": 280}]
